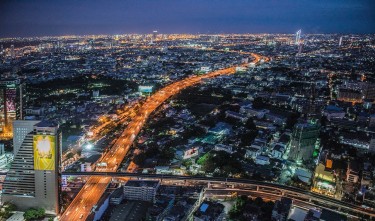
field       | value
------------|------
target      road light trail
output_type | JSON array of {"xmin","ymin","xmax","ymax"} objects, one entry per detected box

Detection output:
[{"xmin": 60, "ymin": 51, "xmax": 266, "ymax": 221}]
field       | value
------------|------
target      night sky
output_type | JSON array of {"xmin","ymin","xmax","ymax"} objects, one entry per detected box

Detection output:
[{"xmin": 1, "ymin": 0, "xmax": 374, "ymax": 37}]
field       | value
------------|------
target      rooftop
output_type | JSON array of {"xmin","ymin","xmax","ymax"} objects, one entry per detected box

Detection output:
[
  {"xmin": 34, "ymin": 120, "xmax": 58, "ymax": 128},
  {"xmin": 124, "ymin": 180, "xmax": 160, "ymax": 188}
]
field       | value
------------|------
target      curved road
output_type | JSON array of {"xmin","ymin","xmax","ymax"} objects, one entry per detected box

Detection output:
[{"xmin": 60, "ymin": 51, "xmax": 265, "ymax": 221}]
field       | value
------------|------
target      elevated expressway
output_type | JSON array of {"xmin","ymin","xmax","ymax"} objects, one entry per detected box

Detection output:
[
  {"xmin": 60, "ymin": 51, "xmax": 265, "ymax": 221},
  {"xmin": 63, "ymin": 172, "xmax": 375, "ymax": 219}
]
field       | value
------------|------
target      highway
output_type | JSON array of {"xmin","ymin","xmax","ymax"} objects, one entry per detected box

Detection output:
[
  {"xmin": 60, "ymin": 102, "xmax": 141, "ymax": 169},
  {"xmin": 63, "ymin": 172, "xmax": 375, "ymax": 218},
  {"xmin": 60, "ymin": 51, "xmax": 265, "ymax": 221}
]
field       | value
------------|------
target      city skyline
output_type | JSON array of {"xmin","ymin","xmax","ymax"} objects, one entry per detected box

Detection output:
[
  {"xmin": 0, "ymin": 1, "xmax": 375, "ymax": 220},
  {"xmin": 1, "ymin": 0, "xmax": 375, "ymax": 38}
]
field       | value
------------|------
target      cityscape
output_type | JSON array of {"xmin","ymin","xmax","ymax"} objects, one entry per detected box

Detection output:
[{"xmin": 0, "ymin": 1, "xmax": 375, "ymax": 221}]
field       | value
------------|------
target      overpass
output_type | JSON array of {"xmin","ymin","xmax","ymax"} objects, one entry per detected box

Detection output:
[
  {"xmin": 60, "ymin": 52, "xmax": 267, "ymax": 221},
  {"xmin": 62, "ymin": 172, "xmax": 375, "ymax": 219}
]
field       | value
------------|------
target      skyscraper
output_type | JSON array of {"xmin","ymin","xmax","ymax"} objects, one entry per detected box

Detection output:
[
  {"xmin": 288, "ymin": 121, "xmax": 320, "ymax": 162},
  {"xmin": 13, "ymin": 120, "xmax": 41, "ymax": 155},
  {"xmin": 0, "ymin": 78, "xmax": 25, "ymax": 139},
  {"xmin": 2, "ymin": 121, "xmax": 61, "ymax": 214},
  {"xmin": 339, "ymin": 36, "xmax": 343, "ymax": 47},
  {"xmin": 152, "ymin": 30, "xmax": 158, "ymax": 40},
  {"xmin": 295, "ymin": 30, "xmax": 301, "ymax": 45},
  {"xmin": 10, "ymin": 45, "xmax": 15, "ymax": 59},
  {"xmin": 151, "ymin": 30, "xmax": 158, "ymax": 44}
]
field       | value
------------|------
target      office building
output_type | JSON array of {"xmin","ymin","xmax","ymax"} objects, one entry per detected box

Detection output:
[
  {"xmin": 288, "ymin": 121, "xmax": 320, "ymax": 162},
  {"xmin": 123, "ymin": 180, "xmax": 160, "ymax": 202},
  {"xmin": 2, "ymin": 121, "xmax": 61, "ymax": 214},
  {"xmin": 10, "ymin": 45, "xmax": 15, "ymax": 59},
  {"xmin": 13, "ymin": 120, "xmax": 41, "ymax": 155},
  {"xmin": 339, "ymin": 36, "xmax": 343, "ymax": 47},
  {"xmin": 0, "ymin": 78, "xmax": 25, "ymax": 139},
  {"xmin": 151, "ymin": 30, "xmax": 158, "ymax": 44},
  {"xmin": 295, "ymin": 30, "xmax": 301, "ymax": 45}
]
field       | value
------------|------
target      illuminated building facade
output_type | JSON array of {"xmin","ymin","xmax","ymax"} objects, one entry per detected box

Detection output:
[
  {"xmin": 0, "ymin": 78, "xmax": 25, "ymax": 139},
  {"xmin": 312, "ymin": 162, "xmax": 336, "ymax": 197},
  {"xmin": 2, "ymin": 121, "xmax": 61, "ymax": 214},
  {"xmin": 295, "ymin": 30, "xmax": 301, "ymax": 45}
]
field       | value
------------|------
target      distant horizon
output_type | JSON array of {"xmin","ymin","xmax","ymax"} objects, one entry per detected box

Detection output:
[
  {"xmin": 1, "ymin": 0, "xmax": 374, "ymax": 38},
  {"xmin": 1, "ymin": 32, "xmax": 374, "ymax": 40}
]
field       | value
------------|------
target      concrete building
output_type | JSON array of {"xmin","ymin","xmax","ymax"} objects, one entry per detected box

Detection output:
[
  {"xmin": 13, "ymin": 120, "xmax": 40, "ymax": 155},
  {"xmin": 322, "ymin": 105, "xmax": 345, "ymax": 120},
  {"xmin": 288, "ymin": 122, "xmax": 320, "ymax": 162},
  {"xmin": 2, "ymin": 121, "xmax": 61, "ymax": 214},
  {"xmin": 346, "ymin": 161, "xmax": 360, "ymax": 184},
  {"xmin": 0, "ymin": 78, "xmax": 25, "ymax": 139},
  {"xmin": 123, "ymin": 180, "xmax": 160, "ymax": 202},
  {"xmin": 272, "ymin": 197, "xmax": 292, "ymax": 221}
]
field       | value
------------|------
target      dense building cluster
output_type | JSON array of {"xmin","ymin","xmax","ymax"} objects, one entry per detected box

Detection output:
[{"xmin": 0, "ymin": 33, "xmax": 374, "ymax": 220}]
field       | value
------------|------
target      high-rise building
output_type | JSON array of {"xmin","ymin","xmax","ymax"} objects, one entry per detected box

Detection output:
[
  {"xmin": 152, "ymin": 30, "xmax": 158, "ymax": 40},
  {"xmin": 339, "ymin": 36, "xmax": 343, "ymax": 47},
  {"xmin": 13, "ymin": 120, "xmax": 41, "ymax": 155},
  {"xmin": 150, "ymin": 30, "xmax": 158, "ymax": 44},
  {"xmin": 0, "ymin": 78, "xmax": 25, "ymax": 139},
  {"xmin": 10, "ymin": 45, "xmax": 15, "ymax": 59},
  {"xmin": 2, "ymin": 121, "xmax": 61, "ymax": 214},
  {"xmin": 295, "ymin": 30, "xmax": 301, "ymax": 45},
  {"xmin": 288, "ymin": 121, "xmax": 320, "ymax": 162}
]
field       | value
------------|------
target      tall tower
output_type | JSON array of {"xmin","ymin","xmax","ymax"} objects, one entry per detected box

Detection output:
[
  {"xmin": 2, "ymin": 121, "xmax": 61, "ymax": 214},
  {"xmin": 152, "ymin": 30, "xmax": 158, "ymax": 40},
  {"xmin": 295, "ymin": 30, "xmax": 301, "ymax": 45},
  {"xmin": 151, "ymin": 30, "xmax": 158, "ymax": 44},
  {"xmin": 339, "ymin": 36, "xmax": 343, "ymax": 47},
  {"xmin": 0, "ymin": 78, "xmax": 25, "ymax": 140},
  {"xmin": 10, "ymin": 45, "xmax": 15, "ymax": 59}
]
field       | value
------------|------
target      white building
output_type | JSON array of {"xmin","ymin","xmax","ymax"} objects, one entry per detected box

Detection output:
[{"xmin": 123, "ymin": 180, "xmax": 160, "ymax": 202}]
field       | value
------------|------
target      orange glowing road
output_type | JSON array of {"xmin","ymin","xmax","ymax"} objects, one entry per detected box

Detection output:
[
  {"xmin": 61, "ymin": 104, "xmax": 141, "ymax": 167},
  {"xmin": 60, "ymin": 52, "xmax": 267, "ymax": 221}
]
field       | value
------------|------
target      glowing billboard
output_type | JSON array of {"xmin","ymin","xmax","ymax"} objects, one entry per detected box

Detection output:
[
  {"xmin": 5, "ymin": 88, "xmax": 16, "ymax": 113},
  {"xmin": 33, "ymin": 135, "xmax": 56, "ymax": 170}
]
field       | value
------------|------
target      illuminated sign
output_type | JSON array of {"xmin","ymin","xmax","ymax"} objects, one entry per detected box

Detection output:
[
  {"xmin": 5, "ymin": 88, "xmax": 16, "ymax": 113},
  {"xmin": 33, "ymin": 135, "xmax": 56, "ymax": 170}
]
